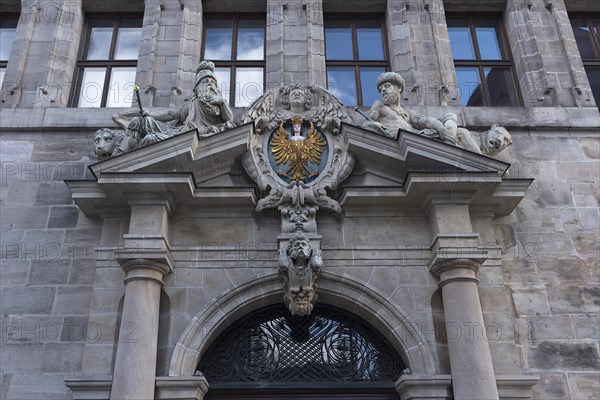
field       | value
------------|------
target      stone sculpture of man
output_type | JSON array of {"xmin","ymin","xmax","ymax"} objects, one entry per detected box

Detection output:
[
  {"xmin": 362, "ymin": 72, "xmax": 457, "ymax": 143},
  {"xmin": 112, "ymin": 60, "xmax": 235, "ymax": 140}
]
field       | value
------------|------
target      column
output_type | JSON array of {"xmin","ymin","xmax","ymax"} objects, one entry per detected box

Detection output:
[
  {"xmin": 426, "ymin": 193, "xmax": 499, "ymax": 400},
  {"xmin": 110, "ymin": 202, "xmax": 173, "ymax": 400}
]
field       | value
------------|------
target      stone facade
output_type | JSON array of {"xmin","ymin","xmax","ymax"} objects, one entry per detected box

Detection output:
[{"xmin": 1, "ymin": 0, "xmax": 599, "ymax": 399}]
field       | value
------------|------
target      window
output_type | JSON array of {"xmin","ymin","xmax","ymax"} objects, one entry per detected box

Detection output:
[
  {"xmin": 72, "ymin": 15, "xmax": 142, "ymax": 108},
  {"xmin": 447, "ymin": 15, "xmax": 521, "ymax": 107},
  {"xmin": 570, "ymin": 14, "xmax": 600, "ymax": 107},
  {"xmin": 202, "ymin": 15, "xmax": 265, "ymax": 107},
  {"xmin": 0, "ymin": 15, "xmax": 18, "ymax": 87},
  {"xmin": 325, "ymin": 16, "xmax": 388, "ymax": 106}
]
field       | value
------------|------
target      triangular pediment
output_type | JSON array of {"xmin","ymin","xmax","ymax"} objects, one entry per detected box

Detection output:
[{"xmin": 67, "ymin": 123, "xmax": 530, "ymax": 217}]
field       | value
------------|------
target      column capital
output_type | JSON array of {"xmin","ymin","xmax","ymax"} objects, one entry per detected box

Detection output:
[
  {"xmin": 116, "ymin": 250, "xmax": 173, "ymax": 285},
  {"xmin": 428, "ymin": 257, "xmax": 483, "ymax": 287}
]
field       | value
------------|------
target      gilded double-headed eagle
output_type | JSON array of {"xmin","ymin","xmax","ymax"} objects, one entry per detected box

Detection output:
[{"xmin": 270, "ymin": 116, "xmax": 326, "ymax": 182}]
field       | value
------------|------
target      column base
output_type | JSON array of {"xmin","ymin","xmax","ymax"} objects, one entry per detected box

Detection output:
[
  {"xmin": 156, "ymin": 376, "xmax": 209, "ymax": 400},
  {"xmin": 65, "ymin": 376, "xmax": 112, "ymax": 400},
  {"xmin": 395, "ymin": 374, "xmax": 453, "ymax": 399}
]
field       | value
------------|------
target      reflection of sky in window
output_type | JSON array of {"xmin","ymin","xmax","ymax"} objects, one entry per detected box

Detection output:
[
  {"xmin": 475, "ymin": 27, "xmax": 501, "ymax": 60},
  {"xmin": 571, "ymin": 19, "xmax": 595, "ymax": 59},
  {"xmin": 214, "ymin": 67, "xmax": 231, "ymax": 104},
  {"xmin": 356, "ymin": 20, "xmax": 384, "ymax": 60},
  {"xmin": 235, "ymin": 67, "xmax": 263, "ymax": 107},
  {"xmin": 237, "ymin": 19, "xmax": 264, "ymax": 60},
  {"xmin": 115, "ymin": 28, "xmax": 142, "ymax": 60},
  {"xmin": 448, "ymin": 27, "xmax": 474, "ymax": 60},
  {"xmin": 86, "ymin": 27, "xmax": 112, "ymax": 60},
  {"xmin": 328, "ymin": 67, "xmax": 357, "ymax": 105},
  {"xmin": 78, "ymin": 68, "xmax": 106, "ymax": 107},
  {"xmin": 0, "ymin": 69, "xmax": 5, "ymax": 87},
  {"xmin": 0, "ymin": 28, "xmax": 16, "ymax": 60},
  {"xmin": 455, "ymin": 67, "xmax": 481, "ymax": 106},
  {"xmin": 325, "ymin": 21, "xmax": 353, "ymax": 60},
  {"xmin": 204, "ymin": 20, "xmax": 233, "ymax": 60},
  {"xmin": 360, "ymin": 67, "xmax": 385, "ymax": 106},
  {"xmin": 107, "ymin": 67, "xmax": 136, "ymax": 107}
]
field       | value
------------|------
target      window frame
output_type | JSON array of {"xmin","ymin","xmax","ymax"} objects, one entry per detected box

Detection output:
[
  {"xmin": 201, "ymin": 13, "xmax": 266, "ymax": 107},
  {"xmin": 447, "ymin": 13, "xmax": 522, "ymax": 107},
  {"xmin": 324, "ymin": 14, "xmax": 390, "ymax": 106},
  {"xmin": 70, "ymin": 13, "xmax": 143, "ymax": 108},
  {"xmin": 569, "ymin": 13, "xmax": 600, "ymax": 107}
]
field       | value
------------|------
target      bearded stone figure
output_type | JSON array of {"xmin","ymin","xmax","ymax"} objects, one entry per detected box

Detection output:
[{"xmin": 278, "ymin": 233, "xmax": 323, "ymax": 316}]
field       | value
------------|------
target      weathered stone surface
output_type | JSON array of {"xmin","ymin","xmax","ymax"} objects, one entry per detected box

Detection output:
[
  {"xmin": 511, "ymin": 289, "xmax": 551, "ymax": 316},
  {"xmin": 42, "ymin": 343, "xmax": 84, "ymax": 372},
  {"xmin": 53, "ymin": 286, "xmax": 93, "ymax": 315},
  {"xmin": 531, "ymin": 372, "xmax": 569, "ymax": 399},
  {"xmin": 581, "ymin": 137, "xmax": 600, "ymax": 159},
  {"xmin": 526, "ymin": 341, "xmax": 600, "ymax": 370},
  {"xmin": 568, "ymin": 373, "xmax": 600, "ymax": 399},
  {"xmin": 47, "ymin": 206, "xmax": 79, "ymax": 228},
  {"xmin": 35, "ymin": 182, "xmax": 73, "ymax": 205},
  {"xmin": 0, "ymin": 287, "xmax": 56, "ymax": 314},
  {"xmin": 28, "ymin": 260, "xmax": 70, "ymax": 285}
]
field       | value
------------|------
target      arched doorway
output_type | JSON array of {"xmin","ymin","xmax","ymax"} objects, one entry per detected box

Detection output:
[{"xmin": 198, "ymin": 304, "xmax": 405, "ymax": 399}]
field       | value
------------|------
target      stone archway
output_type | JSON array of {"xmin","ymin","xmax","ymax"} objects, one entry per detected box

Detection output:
[{"xmin": 169, "ymin": 273, "xmax": 437, "ymax": 377}]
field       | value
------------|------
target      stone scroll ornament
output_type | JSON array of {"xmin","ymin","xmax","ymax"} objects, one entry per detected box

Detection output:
[
  {"xmin": 359, "ymin": 71, "xmax": 513, "ymax": 156},
  {"xmin": 241, "ymin": 84, "xmax": 356, "ymax": 315},
  {"xmin": 93, "ymin": 61, "xmax": 235, "ymax": 160}
]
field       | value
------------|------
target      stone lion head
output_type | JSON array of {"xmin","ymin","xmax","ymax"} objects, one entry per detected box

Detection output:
[
  {"xmin": 482, "ymin": 124, "xmax": 513, "ymax": 156},
  {"xmin": 93, "ymin": 128, "xmax": 125, "ymax": 160}
]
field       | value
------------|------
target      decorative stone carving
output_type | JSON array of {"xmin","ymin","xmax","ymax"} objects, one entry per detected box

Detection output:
[
  {"xmin": 93, "ymin": 61, "xmax": 235, "ymax": 160},
  {"xmin": 242, "ymin": 83, "xmax": 355, "ymax": 216},
  {"xmin": 93, "ymin": 128, "xmax": 126, "ymax": 161},
  {"xmin": 361, "ymin": 71, "xmax": 513, "ymax": 156},
  {"xmin": 278, "ymin": 233, "xmax": 323, "ymax": 316}
]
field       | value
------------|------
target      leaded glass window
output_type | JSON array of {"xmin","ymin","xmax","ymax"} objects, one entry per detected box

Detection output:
[{"xmin": 197, "ymin": 304, "xmax": 405, "ymax": 386}]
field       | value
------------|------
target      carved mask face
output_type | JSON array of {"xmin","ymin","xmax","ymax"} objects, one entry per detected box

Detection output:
[
  {"xmin": 289, "ymin": 287, "xmax": 314, "ymax": 316},
  {"xmin": 289, "ymin": 239, "xmax": 311, "ymax": 260}
]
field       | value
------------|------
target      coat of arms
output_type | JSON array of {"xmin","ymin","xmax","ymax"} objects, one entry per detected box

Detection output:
[{"xmin": 269, "ymin": 116, "xmax": 328, "ymax": 183}]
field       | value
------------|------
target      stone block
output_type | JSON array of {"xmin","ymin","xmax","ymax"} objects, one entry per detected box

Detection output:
[
  {"xmin": 47, "ymin": 206, "xmax": 79, "ymax": 228},
  {"xmin": 581, "ymin": 137, "xmax": 600, "ymax": 159},
  {"xmin": 537, "ymin": 257, "xmax": 593, "ymax": 283},
  {"xmin": 203, "ymin": 268, "xmax": 235, "ymax": 300},
  {"xmin": 69, "ymin": 258, "xmax": 97, "ymax": 285},
  {"xmin": 42, "ymin": 343, "xmax": 84, "ymax": 372},
  {"xmin": 526, "ymin": 341, "xmax": 599, "ymax": 370},
  {"xmin": 572, "ymin": 315, "xmax": 600, "ymax": 341},
  {"xmin": 531, "ymin": 372, "xmax": 569, "ymax": 399},
  {"xmin": 0, "ymin": 343, "xmax": 44, "ymax": 372},
  {"xmin": 28, "ymin": 259, "xmax": 70, "ymax": 285},
  {"xmin": 81, "ymin": 343, "xmax": 116, "ymax": 374},
  {"xmin": 8, "ymin": 373, "xmax": 72, "ymax": 399},
  {"xmin": 0, "ymin": 140, "xmax": 33, "ymax": 162},
  {"xmin": 578, "ymin": 208, "xmax": 600, "ymax": 232},
  {"xmin": 35, "ymin": 182, "xmax": 73, "ymax": 205},
  {"xmin": 480, "ymin": 286, "xmax": 511, "ymax": 312},
  {"xmin": 489, "ymin": 342, "xmax": 520, "ymax": 374},
  {"xmin": 482, "ymin": 312, "xmax": 516, "ymax": 342},
  {"xmin": 547, "ymin": 284, "xmax": 599, "ymax": 314},
  {"xmin": 90, "ymin": 288, "xmax": 124, "ymax": 314},
  {"xmin": 397, "ymin": 266, "xmax": 429, "ymax": 287},
  {"xmin": 522, "ymin": 315, "xmax": 574, "ymax": 341},
  {"xmin": 0, "ymin": 206, "xmax": 49, "ymax": 229},
  {"xmin": 568, "ymin": 373, "xmax": 600, "ymax": 399},
  {"xmin": 557, "ymin": 162, "xmax": 599, "ymax": 183},
  {"xmin": 0, "ymin": 287, "xmax": 56, "ymax": 314},
  {"xmin": 572, "ymin": 232, "xmax": 600, "ymax": 255},
  {"xmin": 511, "ymin": 289, "xmax": 551, "ymax": 316},
  {"xmin": 61, "ymin": 316, "xmax": 90, "ymax": 342},
  {"xmin": 534, "ymin": 182, "xmax": 574, "ymax": 206},
  {"xmin": 53, "ymin": 286, "xmax": 93, "ymax": 315},
  {"xmin": 3, "ymin": 182, "xmax": 38, "ymax": 205},
  {"xmin": 30, "ymin": 137, "xmax": 93, "ymax": 162}
]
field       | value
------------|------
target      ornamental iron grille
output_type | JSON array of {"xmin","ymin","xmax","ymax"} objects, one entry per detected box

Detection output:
[{"xmin": 197, "ymin": 304, "xmax": 405, "ymax": 383}]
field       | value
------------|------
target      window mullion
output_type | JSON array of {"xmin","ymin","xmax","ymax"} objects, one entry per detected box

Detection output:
[{"xmin": 478, "ymin": 66, "xmax": 492, "ymax": 106}]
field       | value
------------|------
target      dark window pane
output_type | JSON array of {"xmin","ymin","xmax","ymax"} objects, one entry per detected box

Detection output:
[
  {"xmin": 585, "ymin": 66, "xmax": 600, "ymax": 107},
  {"xmin": 475, "ymin": 25, "xmax": 502, "ymax": 60},
  {"xmin": 325, "ymin": 20, "xmax": 353, "ymax": 60},
  {"xmin": 204, "ymin": 19, "xmax": 233, "ymax": 60},
  {"xmin": 356, "ymin": 19, "xmax": 384, "ymax": 60},
  {"xmin": 483, "ymin": 67, "xmax": 518, "ymax": 106},
  {"xmin": 327, "ymin": 67, "xmax": 357, "ymax": 105},
  {"xmin": 115, "ymin": 27, "xmax": 142, "ymax": 60},
  {"xmin": 456, "ymin": 67, "xmax": 484, "ymax": 106},
  {"xmin": 235, "ymin": 67, "xmax": 263, "ymax": 107},
  {"xmin": 360, "ymin": 67, "xmax": 386, "ymax": 106},
  {"xmin": 86, "ymin": 26, "xmax": 112, "ymax": 60},
  {"xmin": 448, "ymin": 26, "xmax": 475, "ymax": 60},
  {"xmin": 237, "ymin": 19, "xmax": 264, "ymax": 60},
  {"xmin": 571, "ymin": 18, "xmax": 595, "ymax": 59}
]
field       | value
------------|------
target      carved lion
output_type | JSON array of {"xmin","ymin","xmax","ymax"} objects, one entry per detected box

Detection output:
[
  {"xmin": 456, "ymin": 124, "xmax": 513, "ymax": 156},
  {"xmin": 93, "ymin": 128, "xmax": 125, "ymax": 160}
]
